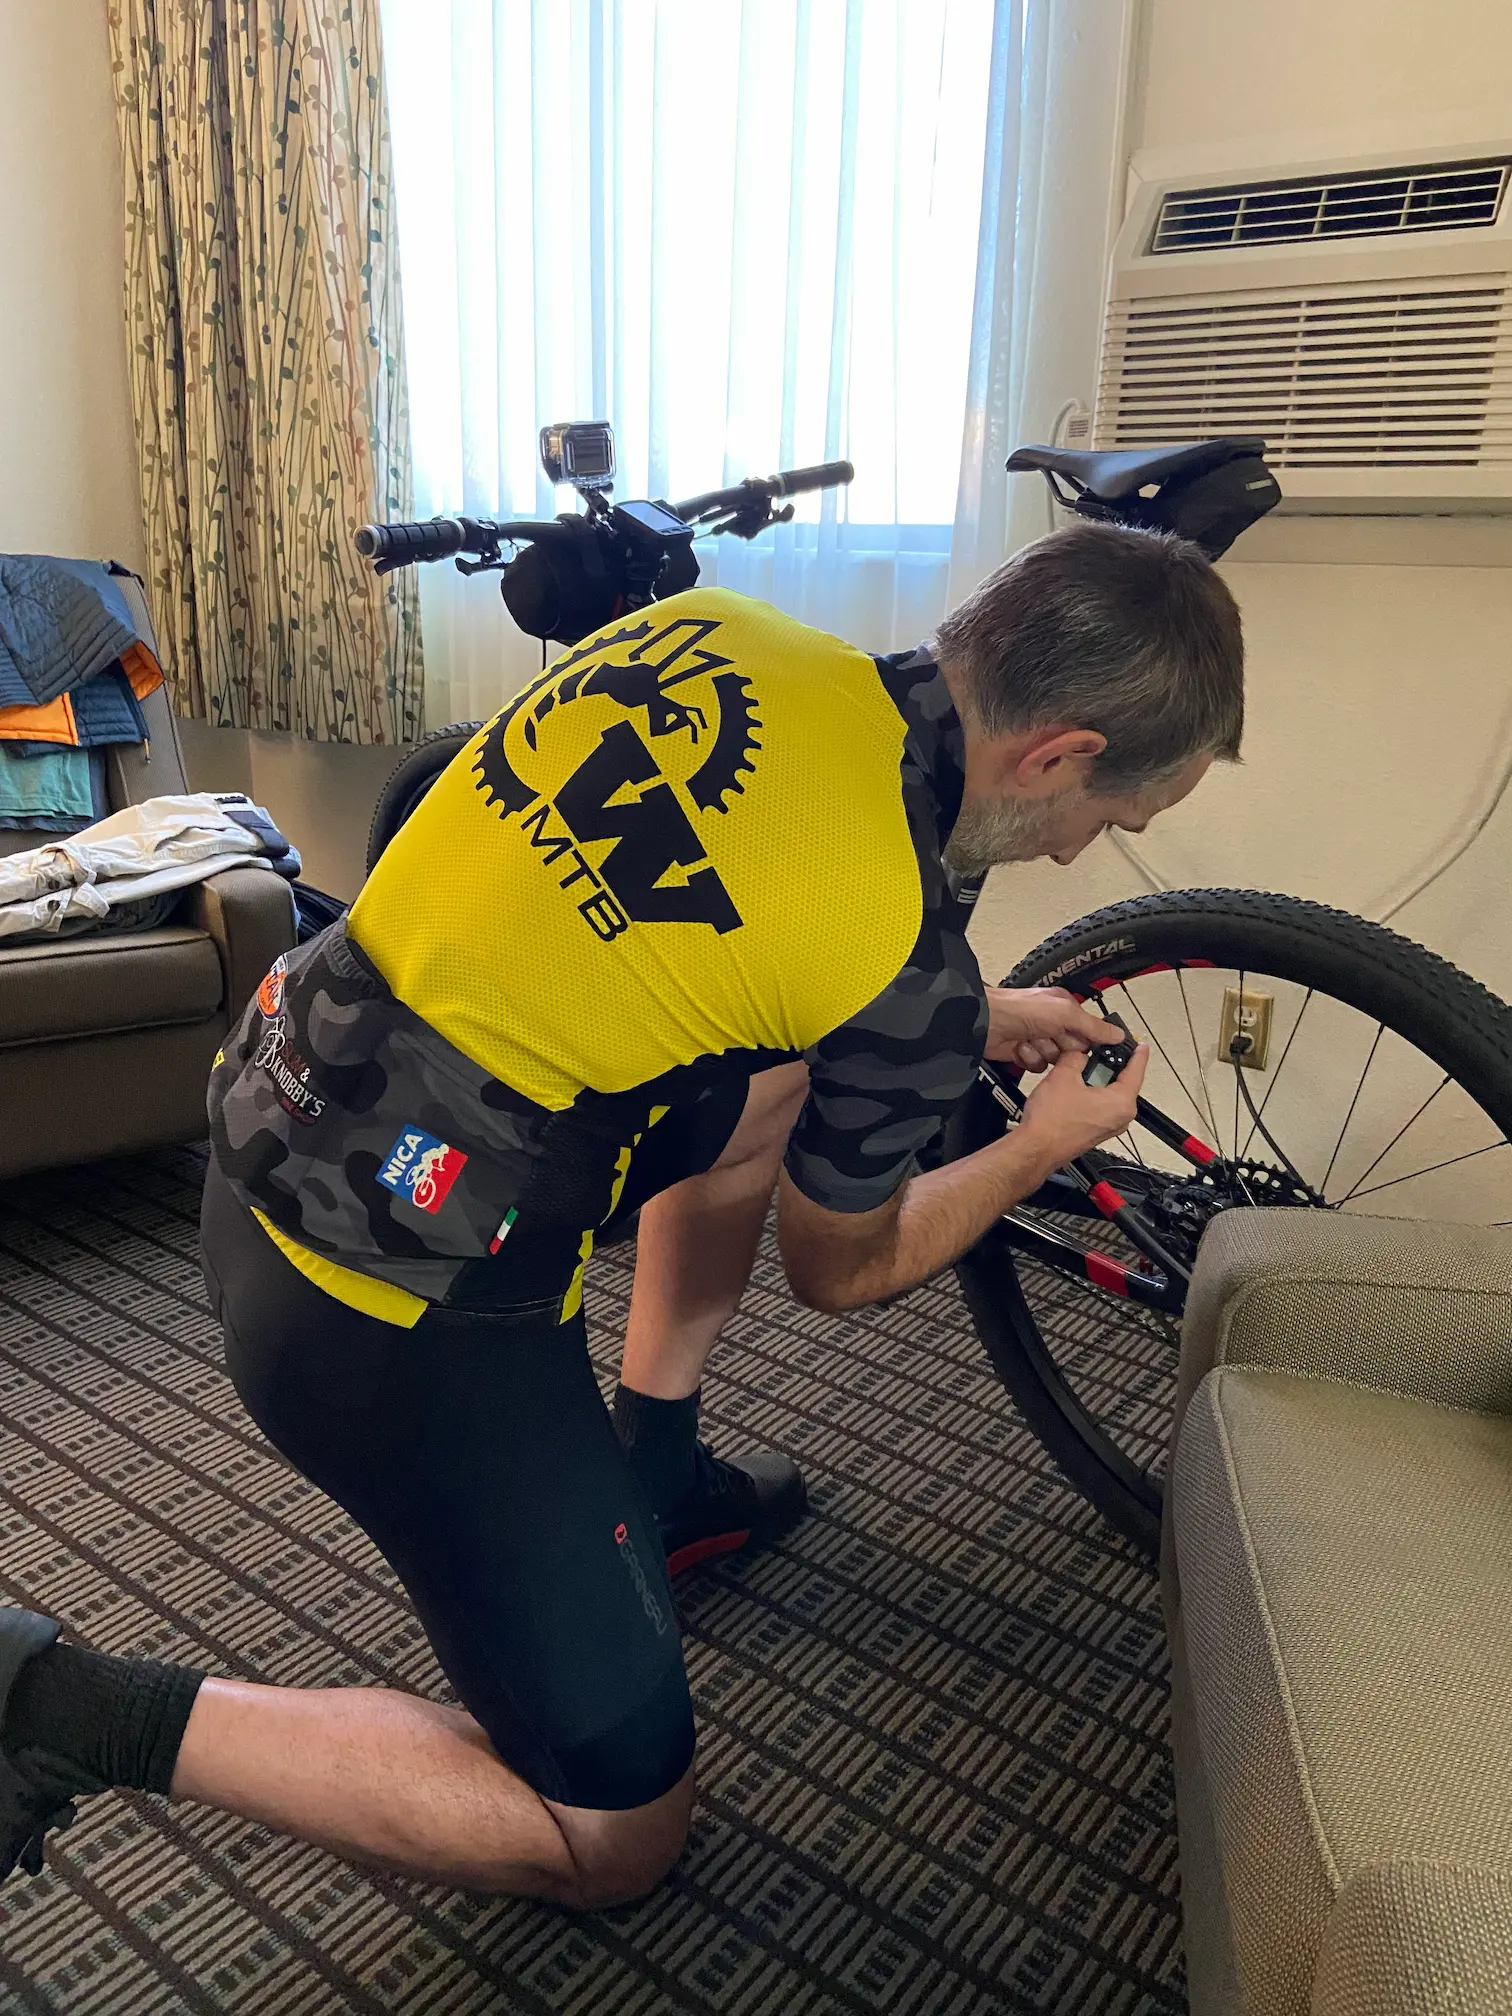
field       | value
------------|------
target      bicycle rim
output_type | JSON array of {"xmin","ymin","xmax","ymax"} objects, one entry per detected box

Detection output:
[{"xmin": 947, "ymin": 890, "xmax": 1512, "ymax": 1556}]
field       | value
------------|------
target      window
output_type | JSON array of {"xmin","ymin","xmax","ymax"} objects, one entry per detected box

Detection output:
[{"xmin": 382, "ymin": 0, "xmax": 994, "ymax": 536}]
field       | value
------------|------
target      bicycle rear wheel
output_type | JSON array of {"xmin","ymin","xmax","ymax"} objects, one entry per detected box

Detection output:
[
  {"xmin": 945, "ymin": 889, "xmax": 1512, "ymax": 1555},
  {"xmin": 365, "ymin": 722, "xmax": 484, "ymax": 878}
]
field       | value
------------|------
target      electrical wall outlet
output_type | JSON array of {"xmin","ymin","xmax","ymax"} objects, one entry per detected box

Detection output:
[
  {"xmin": 1058, "ymin": 402, "xmax": 1092, "ymax": 447},
  {"xmin": 1219, "ymin": 987, "xmax": 1273, "ymax": 1070}
]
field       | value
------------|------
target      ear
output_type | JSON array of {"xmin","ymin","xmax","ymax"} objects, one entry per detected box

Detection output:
[{"xmin": 1012, "ymin": 727, "xmax": 1107, "ymax": 793}]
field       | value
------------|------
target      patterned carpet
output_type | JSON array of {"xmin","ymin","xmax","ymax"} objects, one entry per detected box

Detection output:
[{"xmin": 0, "ymin": 1148, "xmax": 1185, "ymax": 2015}]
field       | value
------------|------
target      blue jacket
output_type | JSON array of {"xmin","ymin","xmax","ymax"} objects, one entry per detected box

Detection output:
[{"xmin": 0, "ymin": 556, "xmax": 148, "ymax": 707}]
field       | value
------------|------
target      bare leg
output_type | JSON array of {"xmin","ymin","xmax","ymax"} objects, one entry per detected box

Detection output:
[
  {"xmin": 16, "ymin": 1076, "xmax": 810, "ymax": 1895},
  {"xmin": 171, "ymin": 1679, "xmax": 693, "ymax": 1906},
  {"xmin": 619, "ymin": 1062, "xmax": 810, "ymax": 1401}
]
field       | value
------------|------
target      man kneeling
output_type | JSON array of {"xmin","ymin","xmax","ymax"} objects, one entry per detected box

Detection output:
[{"xmin": 0, "ymin": 522, "xmax": 1241, "ymax": 1902}]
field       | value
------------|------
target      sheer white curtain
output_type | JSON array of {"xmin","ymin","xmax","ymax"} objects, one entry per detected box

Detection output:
[
  {"xmin": 952, "ymin": 0, "xmax": 1138, "ymax": 589},
  {"xmin": 379, "ymin": 0, "xmax": 1124, "ymax": 727}
]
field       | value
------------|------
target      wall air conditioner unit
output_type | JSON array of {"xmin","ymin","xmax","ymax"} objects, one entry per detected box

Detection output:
[{"xmin": 1097, "ymin": 144, "xmax": 1512, "ymax": 512}]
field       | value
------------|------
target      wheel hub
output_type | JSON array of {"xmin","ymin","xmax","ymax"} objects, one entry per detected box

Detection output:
[{"xmin": 1137, "ymin": 1157, "xmax": 1325, "ymax": 1267}]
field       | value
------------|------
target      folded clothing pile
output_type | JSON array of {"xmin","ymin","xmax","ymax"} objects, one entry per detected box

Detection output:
[
  {"xmin": 0, "ymin": 793, "xmax": 301, "ymax": 942},
  {"xmin": 0, "ymin": 555, "xmax": 170, "ymax": 832}
]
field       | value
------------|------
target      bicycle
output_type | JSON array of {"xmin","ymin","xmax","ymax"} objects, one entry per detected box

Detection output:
[
  {"xmin": 356, "ymin": 424, "xmax": 853, "ymax": 862},
  {"xmin": 357, "ymin": 428, "xmax": 1512, "ymax": 1559}
]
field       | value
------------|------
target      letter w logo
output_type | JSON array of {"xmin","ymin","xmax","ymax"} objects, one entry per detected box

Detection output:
[{"xmin": 555, "ymin": 722, "xmax": 741, "ymax": 934}]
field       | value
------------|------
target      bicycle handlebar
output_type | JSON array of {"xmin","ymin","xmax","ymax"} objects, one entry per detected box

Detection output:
[
  {"xmin": 671, "ymin": 459, "xmax": 855, "ymax": 524},
  {"xmin": 353, "ymin": 514, "xmax": 560, "ymax": 567},
  {"xmin": 353, "ymin": 460, "xmax": 855, "ymax": 568},
  {"xmin": 353, "ymin": 518, "xmax": 465, "ymax": 566}
]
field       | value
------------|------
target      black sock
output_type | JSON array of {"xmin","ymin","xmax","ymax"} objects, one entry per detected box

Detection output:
[
  {"xmin": 2, "ymin": 1642, "xmax": 205, "ymax": 1796},
  {"xmin": 612, "ymin": 1383, "xmax": 700, "ymax": 1519}
]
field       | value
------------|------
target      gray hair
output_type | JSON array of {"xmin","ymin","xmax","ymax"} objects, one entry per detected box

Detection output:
[{"xmin": 934, "ymin": 519, "xmax": 1245, "ymax": 794}]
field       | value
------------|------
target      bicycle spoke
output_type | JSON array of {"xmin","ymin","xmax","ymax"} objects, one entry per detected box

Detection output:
[
  {"xmin": 1240, "ymin": 987, "xmax": 1314, "ymax": 1159},
  {"xmin": 1116, "ymin": 1130, "xmax": 1149, "ymax": 1169},
  {"xmin": 1345, "ymin": 1137, "xmax": 1510, "ymax": 1203},
  {"xmin": 1319, "ymin": 1022, "xmax": 1384, "ymax": 1196},
  {"xmin": 1336, "ymin": 1074, "xmax": 1452, "ymax": 1203},
  {"xmin": 1175, "ymin": 968, "xmax": 1223, "ymax": 1151},
  {"xmin": 970, "ymin": 886, "xmax": 1512, "ymax": 1558},
  {"xmin": 1021, "ymin": 1244, "xmax": 1178, "ymax": 1352},
  {"xmin": 1232, "ymin": 967, "xmax": 1244, "ymax": 1160},
  {"xmin": 1100, "ymin": 1095, "xmax": 1151, "ymax": 1172},
  {"xmin": 1076, "ymin": 1297, "xmax": 1178, "ymax": 1355},
  {"xmin": 1112, "ymin": 984, "xmax": 1210, "ymax": 1137}
]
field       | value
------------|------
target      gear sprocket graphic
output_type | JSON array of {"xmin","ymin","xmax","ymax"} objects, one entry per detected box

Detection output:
[
  {"xmin": 471, "ymin": 695, "xmax": 542, "ymax": 820},
  {"xmin": 687, "ymin": 672, "xmax": 762, "ymax": 813},
  {"xmin": 469, "ymin": 629, "xmax": 762, "ymax": 821}
]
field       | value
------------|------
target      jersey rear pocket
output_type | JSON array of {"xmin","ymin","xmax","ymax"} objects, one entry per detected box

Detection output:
[{"xmin": 209, "ymin": 923, "xmax": 545, "ymax": 1296}]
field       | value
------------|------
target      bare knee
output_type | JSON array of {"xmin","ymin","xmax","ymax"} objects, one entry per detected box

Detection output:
[{"xmin": 546, "ymin": 1766, "xmax": 695, "ymax": 1910}]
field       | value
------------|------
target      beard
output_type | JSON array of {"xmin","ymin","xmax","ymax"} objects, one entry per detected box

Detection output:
[{"xmin": 943, "ymin": 788, "xmax": 1082, "ymax": 874}]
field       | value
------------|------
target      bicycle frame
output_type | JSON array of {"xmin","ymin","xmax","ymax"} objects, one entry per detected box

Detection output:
[{"xmin": 977, "ymin": 1059, "xmax": 1207, "ymax": 1317}]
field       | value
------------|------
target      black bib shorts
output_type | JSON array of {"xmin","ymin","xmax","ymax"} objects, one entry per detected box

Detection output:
[{"xmin": 198, "ymin": 1082, "xmax": 745, "ymax": 1812}]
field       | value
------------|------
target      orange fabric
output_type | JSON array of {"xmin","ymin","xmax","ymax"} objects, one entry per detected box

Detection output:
[
  {"xmin": 0, "ymin": 694, "xmax": 77, "ymax": 746},
  {"xmin": 0, "ymin": 645, "xmax": 161, "ymax": 743},
  {"xmin": 119, "ymin": 641, "xmax": 165, "ymax": 700}
]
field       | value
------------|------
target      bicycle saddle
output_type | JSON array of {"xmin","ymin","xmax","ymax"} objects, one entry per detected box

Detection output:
[
  {"xmin": 1008, "ymin": 436, "xmax": 1280, "ymax": 559},
  {"xmin": 1006, "ymin": 438, "xmax": 1266, "ymax": 501}
]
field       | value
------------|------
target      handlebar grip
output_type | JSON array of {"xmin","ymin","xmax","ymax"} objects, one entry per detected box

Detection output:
[
  {"xmin": 769, "ymin": 460, "xmax": 854, "ymax": 497},
  {"xmin": 353, "ymin": 518, "xmax": 468, "ymax": 566}
]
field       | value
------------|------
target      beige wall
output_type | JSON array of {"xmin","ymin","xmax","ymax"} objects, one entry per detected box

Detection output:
[
  {"xmin": 974, "ymin": 0, "xmax": 1512, "ymax": 1025},
  {"xmin": 1132, "ymin": 0, "xmax": 1512, "ymax": 152},
  {"xmin": 0, "ymin": 0, "xmax": 144, "ymax": 565}
]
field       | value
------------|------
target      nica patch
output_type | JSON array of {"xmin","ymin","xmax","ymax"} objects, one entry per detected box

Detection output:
[{"xmin": 377, "ymin": 1128, "xmax": 468, "ymax": 1214}]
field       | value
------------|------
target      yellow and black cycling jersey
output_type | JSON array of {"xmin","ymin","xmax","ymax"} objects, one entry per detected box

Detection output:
[{"xmin": 207, "ymin": 588, "xmax": 987, "ymax": 1319}]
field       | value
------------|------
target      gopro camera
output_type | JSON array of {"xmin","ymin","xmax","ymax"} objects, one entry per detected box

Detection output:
[
  {"xmin": 539, "ymin": 420, "xmax": 616, "ymax": 490},
  {"xmin": 1083, "ymin": 1012, "xmax": 1138, "ymax": 1089}
]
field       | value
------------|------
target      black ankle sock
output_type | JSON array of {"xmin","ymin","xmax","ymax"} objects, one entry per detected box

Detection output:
[
  {"xmin": 612, "ymin": 1383, "xmax": 700, "ymax": 1519},
  {"xmin": 2, "ymin": 1642, "xmax": 205, "ymax": 1796}
]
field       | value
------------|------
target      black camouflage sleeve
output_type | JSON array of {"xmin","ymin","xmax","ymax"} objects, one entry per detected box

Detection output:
[{"xmin": 783, "ymin": 904, "xmax": 987, "ymax": 1214}]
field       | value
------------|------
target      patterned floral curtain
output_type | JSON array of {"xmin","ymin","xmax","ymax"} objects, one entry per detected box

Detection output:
[{"xmin": 108, "ymin": 0, "xmax": 423, "ymax": 743}]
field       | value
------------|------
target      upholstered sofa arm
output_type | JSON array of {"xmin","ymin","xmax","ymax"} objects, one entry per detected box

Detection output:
[
  {"xmin": 184, "ymin": 867, "xmax": 298, "ymax": 1024},
  {"xmin": 1310, "ymin": 1861, "xmax": 1512, "ymax": 2016},
  {"xmin": 1173, "ymin": 1209, "xmax": 1512, "ymax": 1438}
]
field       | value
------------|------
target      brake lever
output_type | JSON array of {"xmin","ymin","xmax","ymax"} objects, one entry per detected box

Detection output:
[{"xmin": 703, "ymin": 499, "xmax": 794, "ymax": 542}]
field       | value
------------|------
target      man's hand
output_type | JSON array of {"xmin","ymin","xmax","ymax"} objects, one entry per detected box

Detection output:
[
  {"xmin": 1015, "ymin": 1043, "xmax": 1148, "ymax": 1168},
  {"xmin": 779, "ymin": 1041, "xmax": 1149, "ymax": 1315},
  {"xmin": 984, "ymin": 985, "xmax": 1126, "ymax": 1074}
]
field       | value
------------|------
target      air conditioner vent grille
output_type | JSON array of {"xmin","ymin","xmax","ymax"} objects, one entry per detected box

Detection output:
[
  {"xmin": 1150, "ymin": 160, "xmax": 1511, "ymax": 255},
  {"xmin": 1096, "ymin": 280, "xmax": 1512, "ymax": 467}
]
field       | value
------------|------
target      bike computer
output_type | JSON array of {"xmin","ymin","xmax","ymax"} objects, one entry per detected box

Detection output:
[
  {"xmin": 1083, "ymin": 1012, "xmax": 1138, "ymax": 1088},
  {"xmin": 614, "ymin": 499, "xmax": 692, "ymax": 542}
]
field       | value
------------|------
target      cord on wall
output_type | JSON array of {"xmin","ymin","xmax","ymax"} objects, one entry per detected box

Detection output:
[
  {"xmin": 1107, "ymin": 827, "xmax": 1170, "ymax": 891},
  {"xmin": 1048, "ymin": 400, "xmax": 1082, "ymax": 448},
  {"xmin": 1021, "ymin": 384, "xmax": 1512, "ymax": 923},
  {"xmin": 1041, "ymin": 400, "xmax": 1085, "ymax": 534},
  {"xmin": 1373, "ymin": 739, "xmax": 1512, "ymax": 924},
  {"xmin": 1102, "ymin": 739, "xmax": 1512, "ymax": 922}
]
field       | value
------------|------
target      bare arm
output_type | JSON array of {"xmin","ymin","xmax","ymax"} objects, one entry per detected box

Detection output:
[{"xmin": 777, "ymin": 1045, "xmax": 1147, "ymax": 1314}]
